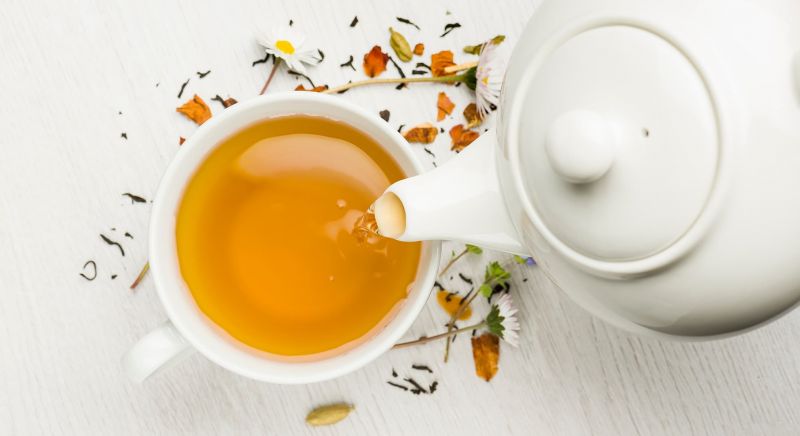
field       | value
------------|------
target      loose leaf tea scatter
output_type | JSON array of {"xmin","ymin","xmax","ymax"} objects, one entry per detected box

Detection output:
[
  {"xmin": 100, "ymin": 234, "xmax": 125, "ymax": 256},
  {"xmin": 413, "ymin": 43, "xmax": 425, "ymax": 56},
  {"xmin": 363, "ymin": 46, "xmax": 389, "ymax": 77},
  {"xmin": 179, "ymin": 136, "xmax": 186, "ymax": 146},
  {"xmin": 431, "ymin": 50, "xmax": 456, "ymax": 77},
  {"xmin": 79, "ymin": 260, "xmax": 97, "ymax": 281},
  {"xmin": 211, "ymin": 95, "xmax": 238, "ymax": 108},
  {"xmin": 387, "ymin": 381, "xmax": 408, "ymax": 391},
  {"xmin": 436, "ymin": 92, "xmax": 455, "ymax": 121},
  {"xmin": 472, "ymin": 333, "xmax": 500, "ymax": 381},
  {"xmin": 349, "ymin": 16, "xmax": 358, "ymax": 27},
  {"xmin": 252, "ymin": 53, "xmax": 271, "ymax": 66},
  {"xmin": 412, "ymin": 364, "xmax": 433, "ymax": 373},
  {"xmin": 403, "ymin": 123, "xmax": 438, "ymax": 143},
  {"xmin": 306, "ymin": 403, "xmax": 353, "ymax": 426},
  {"xmin": 440, "ymin": 22, "xmax": 462, "ymax": 37},
  {"xmin": 177, "ymin": 78, "xmax": 190, "ymax": 98},
  {"xmin": 120, "ymin": 133, "xmax": 127, "ymax": 140},
  {"xmin": 379, "ymin": 110, "xmax": 390, "ymax": 122},
  {"xmin": 340, "ymin": 55, "xmax": 356, "ymax": 71},
  {"xmin": 176, "ymin": 94, "xmax": 212, "ymax": 125},
  {"xmin": 122, "ymin": 193, "xmax": 146, "ymax": 204},
  {"xmin": 449, "ymin": 124, "xmax": 480, "ymax": 152},
  {"xmin": 197, "ymin": 70, "xmax": 211, "ymax": 78},
  {"xmin": 396, "ymin": 16, "xmax": 420, "ymax": 30}
]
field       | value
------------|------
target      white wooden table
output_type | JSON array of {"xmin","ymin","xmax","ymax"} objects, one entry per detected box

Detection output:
[{"xmin": 2, "ymin": 0, "xmax": 800, "ymax": 434}]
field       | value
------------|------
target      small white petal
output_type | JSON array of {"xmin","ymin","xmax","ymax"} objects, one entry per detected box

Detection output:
[{"xmin": 495, "ymin": 294, "xmax": 520, "ymax": 347}]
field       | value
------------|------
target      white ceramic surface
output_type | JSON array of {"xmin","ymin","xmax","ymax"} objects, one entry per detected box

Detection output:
[
  {"xmin": 122, "ymin": 92, "xmax": 441, "ymax": 383},
  {"xmin": 383, "ymin": 0, "xmax": 800, "ymax": 338}
]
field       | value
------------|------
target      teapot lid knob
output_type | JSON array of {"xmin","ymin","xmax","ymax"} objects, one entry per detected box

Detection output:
[{"xmin": 545, "ymin": 110, "xmax": 615, "ymax": 184}]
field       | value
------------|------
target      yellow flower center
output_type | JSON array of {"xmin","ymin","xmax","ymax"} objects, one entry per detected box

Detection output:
[
  {"xmin": 275, "ymin": 40, "xmax": 295, "ymax": 55},
  {"xmin": 482, "ymin": 76, "xmax": 489, "ymax": 85}
]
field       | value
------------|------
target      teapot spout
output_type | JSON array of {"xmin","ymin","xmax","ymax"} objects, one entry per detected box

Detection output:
[{"xmin": 375, "ymin": 130, "xmax": 529, "ymax": 255}]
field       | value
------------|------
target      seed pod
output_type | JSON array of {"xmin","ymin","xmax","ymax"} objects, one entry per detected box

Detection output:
[
  {"xmin": 389, "ymin": 27, "xmax": 413, "ymax": 62},
  {"xmin": 306, "ymin": 403, "xmax": 353, "ymax": 426}
]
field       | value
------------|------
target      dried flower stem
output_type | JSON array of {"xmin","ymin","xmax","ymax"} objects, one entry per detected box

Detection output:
[
  {"xmin": 323, "ymin": 74, "xmax": 461, "ymax": 94},
  {"xmin": 130, "ymin": 262, "xmax": 150, "ymax": 290},
  {"xmin": 259, "ymin": 58, "xmax": 282, "ymax": 95},
  {"xmin": 439, "ymin": 247, "xmax": 468, "ymax": 278},
  {"xmin": 393, "ymin": 322, "xmax": 486, "ymax": 349},
  {"xmin": 443, "ymin": 61, "xmax": 478, "ymax": 74}
]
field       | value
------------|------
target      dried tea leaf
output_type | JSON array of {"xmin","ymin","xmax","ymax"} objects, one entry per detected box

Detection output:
[
  {"xmin": 211, "ymin": 94, "xmax": 238, "ymax": 108},
  {"xmin": 176, "ymin": 94, "xmax": 211, "ymax": 125},
  {"xmin": 177, "ymin": 78, "xmax": 190, "ymax": 98},
  {"xmin": 450, "ymin": 124, "xmax": 480, "ymax": 152},
  {"xmin": 294, "ymin": 84, "xmax": 328, "ymax": 92},
  {"xmin": 403, "ymin": 123, "xmax": 438, "ymax": 144},
  {"xmin": 363, "ymin": 45, "xmax": 389, "ymax": 78},
  {"xmin": 178, "ymin": 136, "xmax": 185, "ymax": 145},
  {"xmin": 440, "ymin": 22, "xmax": 461, "ymax": 37},
  {"xmin": 471, "ymin": 333, "xmax": 500, "ymax": 382},
  {"xmin": 431, "ymin": 50, "xmax": 456, "ymax": 77},
  {"xmin": 396, "ymin": 17, "xmax": 420, "ymax": 31},
  {"xmin": 79, "ymin": 260, "xmax": 97, "ymax": 281},
  {"xmin": 379, "ymin": 109, "xmax": 390, "ymax": 122},
  {"xmin": 122, "ymin": 193, "xmax": 146, "ymax": 204},
  {"xmin": 463, "ymin": 102, "xmax": 483, "ymax": 128},
  {"xmin": 437, "ymin": 92, "xmax": 455, "ymax": 121},
  {"xmin": 389, "ymin": 28, "xmax": 413, "ymax": 62},
  {"xmin": 463, "ymin": 35, "xmax": 506, "ymax": 55},
  {"xmin": 340, "ymin": 55, "xmax": 356, "ymax": 71},
  {"xmin": 413, "ymin": 43, "xmax": 424, "ymax": 56},
  {"xmin": 306, "ymin": 403, "xmax": 353, "ymax": 426}
]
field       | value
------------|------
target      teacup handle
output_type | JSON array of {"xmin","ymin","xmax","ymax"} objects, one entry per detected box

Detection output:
[{"xmin": 122, "ymin": 321, "xmax": 194, "ymax": 382}]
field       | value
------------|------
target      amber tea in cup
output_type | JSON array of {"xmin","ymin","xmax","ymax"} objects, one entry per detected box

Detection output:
[{"xmin": 175, "ymin": 115, "xmax": 421, "ymax": 356}]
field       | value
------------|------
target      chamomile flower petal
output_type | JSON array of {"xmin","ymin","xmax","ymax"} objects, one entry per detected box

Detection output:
[
  {"xmin": 257, "ymin": 26, "xmax": 318, "ymax": 74},
  {"xmin": 475, "ymin": 42, "xmax": 504, "ymax": 117},
  {"xmin": 488, "ymin": 293, "xmax": 520, "ymax": 347}
]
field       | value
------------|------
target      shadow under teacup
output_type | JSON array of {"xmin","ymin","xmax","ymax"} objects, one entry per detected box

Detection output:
[{"xmin": 122, "ymin": 93, "xmax": 440, "ymax": 384}]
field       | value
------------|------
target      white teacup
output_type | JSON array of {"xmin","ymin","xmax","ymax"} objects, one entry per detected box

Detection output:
[{"xmin": 122, "ymin": 93, "xmax": 441, "ymax": 384}]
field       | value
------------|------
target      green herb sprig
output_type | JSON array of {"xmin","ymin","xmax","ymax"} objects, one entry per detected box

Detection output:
[{"xmin": 443, "ymin": 260, "xmax": 511, "ymax": 362}]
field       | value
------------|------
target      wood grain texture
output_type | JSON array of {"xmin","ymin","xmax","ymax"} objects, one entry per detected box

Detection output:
[{"xmin": 1, "ymin": 0, "xmax": 799, "ymax": 434}]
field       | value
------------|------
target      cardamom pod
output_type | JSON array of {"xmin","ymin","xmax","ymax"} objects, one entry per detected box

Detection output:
[
  {"xmin": 306, "ymin": 403, "xmax": 353, "ymax": 426},
  {"xmin": 389, "ymin": 27, "xmax": 413, "ymax": 62}
]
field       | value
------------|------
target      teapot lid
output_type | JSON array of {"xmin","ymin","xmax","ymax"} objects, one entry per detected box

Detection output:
[{"xmin": 513, "ymin": 24, "xmax": 720, "ymax": 265}]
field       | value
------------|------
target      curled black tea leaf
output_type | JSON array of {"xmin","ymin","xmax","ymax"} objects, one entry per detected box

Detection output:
[
  {"xmin": 79, "ymin": 260, "xmax": 97, "ymax": 281},
  {"xmin": 252, "ymin": 53, "xmax": 271, "ymax": 67},
  {"xmin": 100, "ymin": 234, "xmax": 125, "ymax": 256}
]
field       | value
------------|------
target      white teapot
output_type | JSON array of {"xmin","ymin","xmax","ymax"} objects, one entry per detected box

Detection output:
[{"xmin": 376, "ymin": 0, "xmax": 800, "ymax": 338}]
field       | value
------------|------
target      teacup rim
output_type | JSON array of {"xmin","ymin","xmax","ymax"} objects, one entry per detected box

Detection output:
[{"xmin": 149, "ymin": 92, "xmax": 441, "ymax": 383}]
